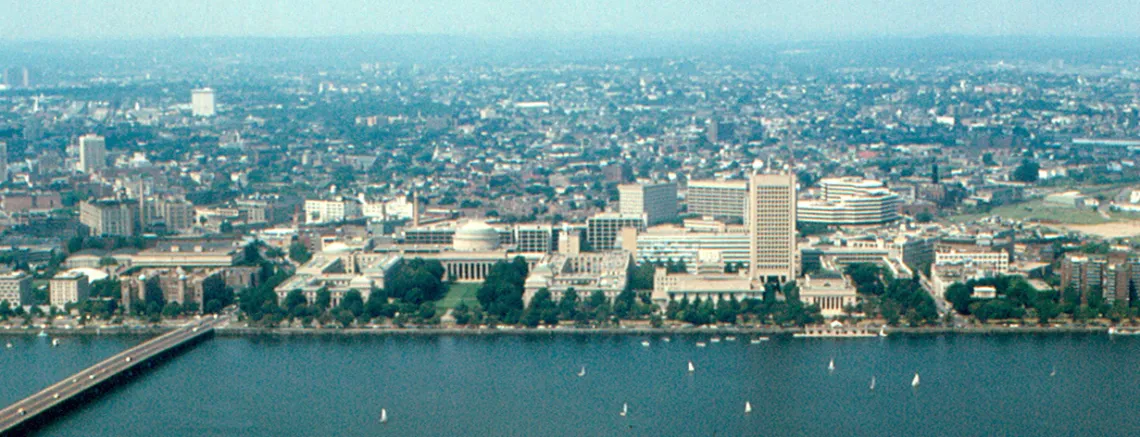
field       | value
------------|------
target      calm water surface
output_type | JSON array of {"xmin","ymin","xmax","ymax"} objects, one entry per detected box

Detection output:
[{"xmin": 2, "ymin": 332, "xmax": 1137, "ymax": 436}]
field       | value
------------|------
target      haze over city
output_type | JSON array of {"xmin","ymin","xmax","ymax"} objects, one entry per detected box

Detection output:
[{"xmin": 2, "ymin": 0, "xmax": 1140, "ymax": 40}]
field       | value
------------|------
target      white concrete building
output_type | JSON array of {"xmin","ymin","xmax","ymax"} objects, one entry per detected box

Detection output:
[
  {"xmin": 191, "ymin": 88, "xmax": 216, "ymax": 117},
  {"xmin": 78, "ymin": 133, "xmax": 106, "ymax": 173},
  {"xmin": 305, "ymin": 198, "xmax": 363, "ymax": 224},
  {"xmin": 50, "ymin": 271, "xmax": 90, "ymax": 308}
]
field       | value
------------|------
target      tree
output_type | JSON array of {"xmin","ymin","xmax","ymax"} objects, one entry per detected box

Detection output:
[
  {"xmin": 1012, "ymin": 159, "xmax": 1040, "ymax": 183},
  {"xmin": 284, "ymin": 289, "xmax": 307, "ymax": 313},
  {"xmin": 315, "ymin": 289, "xmax": 332, "ymax": 311},
  {"xmin": 202, "ymin": 275, "xmax": 234, "ymax": 311},
  {"xmin": 220, "ymin": 221, "xmax": 234, "ymax": 234},
  {"xmin": 915, "ymin": 211, "xmax": 934, "ymax": 223},
  {"xmin": 144, "ymin": 278, "xmax": 165, "ymax": 312},
  {"xmin": 477, "ymin": 257, "xmax": 530, "ymax": 322},
  {"xmin": 162, "ymin": 302, "xmax": 183, "ymax": 318},
  {"xmin": 558, "ymin": 289, "xmax": 579, "ymax": 320},
  {"xmin": 289, "ymin": 242, "xmax": 312, "ymax": 264},
  {"xmin": 339, "ymin": 290, "xmax": 365, "ymax": 318},
  {"xmin": 334, "ymin": 309, "xmax": 355, "ymax": 328},
  {"xmin": 945, "ymin": 283, "xmax": 973, "ymax": 314}
]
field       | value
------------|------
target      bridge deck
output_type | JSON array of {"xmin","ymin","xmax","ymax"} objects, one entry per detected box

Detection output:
[{"xmin": 0, "ymin": 317, "xmax": 224, "ymax": 434}]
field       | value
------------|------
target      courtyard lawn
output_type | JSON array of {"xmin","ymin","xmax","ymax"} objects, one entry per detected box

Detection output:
[{"xmin": 436, "ymin": 283, "xmax": 481, "ymax": 310}]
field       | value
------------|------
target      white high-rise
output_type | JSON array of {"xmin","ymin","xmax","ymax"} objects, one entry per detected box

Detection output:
[
  {"xmin": 191, "ymin": 88, "xmax": 216, "ymax": 117},
  {"xmin": 78, "ymin": 134, "xmax": 106, "ymax": 173},
  {"xmin": 748, "ymin": 173, "xmax": 797, "ymax": 282}
]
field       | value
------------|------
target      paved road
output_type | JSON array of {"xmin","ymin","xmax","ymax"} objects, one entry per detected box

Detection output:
[{"xmin": 0, "ymin": 314, "xmax": 228, "ymax": 433}]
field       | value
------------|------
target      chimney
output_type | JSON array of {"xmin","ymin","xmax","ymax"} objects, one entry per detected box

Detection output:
[{"xmin": 412, "ymin": 191, "xmax": 420, "ymax": 228}]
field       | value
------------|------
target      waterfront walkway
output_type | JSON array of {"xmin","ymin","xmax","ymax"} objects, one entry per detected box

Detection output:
[{"xmin": 0, "ymin": 315, "xmax": 228, "ymax": 434}]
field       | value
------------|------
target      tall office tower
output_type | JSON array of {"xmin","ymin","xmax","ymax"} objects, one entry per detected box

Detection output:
[
  {"xmin": 687, "ymin": 179, "xmax": 748, "ymax": 221},
  {"xmin": 748, "ymin": 173, "xmax": 797, "ymax": 282},
  {"xmin": 191, "ymin": 88, "xmax": 216, "ymax": 117},
  {"xmin": 0, "ymin": 141, "xmax": 8, "ymax": 182},
  {"xmin": 619, "ymin": 181, "xmax": 677, "ymax": 226},
  {"xmin": 78, "ymin": 134, "xmax": 106, "ymax": 173}
]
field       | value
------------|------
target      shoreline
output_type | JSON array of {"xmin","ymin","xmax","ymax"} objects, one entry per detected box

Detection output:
[{"xmin": 0, "ymin": 325, "xmax": 1116, "ymax": 337}]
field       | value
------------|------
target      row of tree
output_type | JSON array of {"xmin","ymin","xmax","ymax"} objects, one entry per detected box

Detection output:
[{"xmin": 844, "ymin": 263, "xmax": 939, "ymax": 326}]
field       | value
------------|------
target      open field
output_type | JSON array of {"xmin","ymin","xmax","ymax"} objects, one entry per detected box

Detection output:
[
  {"xmin": 436, "ymin": 283, "xmax": 480, "ymax": 310},
  {"xmin": 948, "ymin": 199, "xmax": 1110, "ymax": 225},
  {"xmin": 1059, "ymin": 221, "xmax": 1140, "ymax": 239}
]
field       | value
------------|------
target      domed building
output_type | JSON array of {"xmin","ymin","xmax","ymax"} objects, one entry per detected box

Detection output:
[{"xmin": 453, "ymin": 221, "xmax": 501, "ymax": 252}]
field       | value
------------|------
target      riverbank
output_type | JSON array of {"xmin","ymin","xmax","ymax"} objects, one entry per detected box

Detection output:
[{"xmin": 0, "ymin": 324, "xmax": 1119, "ymax": 337}]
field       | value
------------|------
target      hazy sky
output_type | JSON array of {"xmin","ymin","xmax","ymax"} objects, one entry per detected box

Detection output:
[{"xmin": 1, "ymin": 0, "xmax": 1138, "ymax": 41}]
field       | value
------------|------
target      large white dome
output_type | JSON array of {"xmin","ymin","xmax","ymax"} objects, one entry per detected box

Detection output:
[{"xmin": 453, "ymin": 221, "xmax": 500, "ymax": 251}]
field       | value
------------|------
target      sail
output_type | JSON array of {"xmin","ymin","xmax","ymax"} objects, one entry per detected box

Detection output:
[
  {"xmin": 688, "ymin": 361, "xmax": 695, "ymax": 372},
  {"xmin": 745, "ymin": 401, "xmax": 752, "ymax": 413},
  {"xmin": 912, "ymin": 373, "xmax": 920, "ymax": 387}
]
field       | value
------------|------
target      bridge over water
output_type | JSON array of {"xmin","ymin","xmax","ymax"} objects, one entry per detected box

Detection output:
[{"xmin": 0, "ymin": 315, "xmax": 227, "ymax": 435}]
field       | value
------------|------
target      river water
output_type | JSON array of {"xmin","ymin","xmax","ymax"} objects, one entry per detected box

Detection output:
[{"xmin": 1, "ymin": 332, "xmax": 1137, "ymax": 436}]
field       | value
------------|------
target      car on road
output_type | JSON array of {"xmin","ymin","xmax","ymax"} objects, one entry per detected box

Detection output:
[
  {"xmin": 17, "ymin": 408, "xmax": 24, "ymax": 416},
  {"xmin": 53, "ymin": 393, "xmax": 59, "ymax": 399}
]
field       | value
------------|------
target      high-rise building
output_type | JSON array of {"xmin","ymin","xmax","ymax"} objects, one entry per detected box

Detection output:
[
  {"xmin": 3, "ymin": 67, "xmax": 34, "ymax": 88},
  {"xmin": 192, "ymin": 88, "xmax": 216, "ymax": 117},
  {"xmin": 80, "ymin": 199, "xmax": 137, "ymax": 237},
  {"xmin": 78, "ymin": 134, "xmax": 106, "ymax": 173},
  {"xmin": 586, "ymin": 213, "xmax": 646, "ymax": 251},
  {"xmin": 0, "ymin": 271, "xmax": 32, "ymax": 307},
  {"xmin": 619, "ymin": 181, "xmax": 677, "ymax": 226},
  {"xmin": 748, "ymin": 173, "xmax": 797, "ymax": 282},
  {"xmin": 514, "ymin": 224, "xmax": 556, "ymax": 253},
  {"xmin": 49, "ymin": 271, "xmax": 90, "ymax": 308},
  {"xmin": 686, "ymin": 180, "xmax": 748, "ymax": 221},
  {"xmin": 0, "ymin": 141, "xmax": 8, "ymax": 182}
]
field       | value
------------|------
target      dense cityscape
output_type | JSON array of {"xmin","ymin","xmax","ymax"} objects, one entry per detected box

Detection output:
[{"xmin": 1, "ymin": 38, "xmax": 1139, "ymax": 336}]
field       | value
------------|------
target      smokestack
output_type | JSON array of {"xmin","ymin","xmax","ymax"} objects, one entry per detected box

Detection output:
[{"xmin": 412, "ymin": 191, "xmax": 420, "ymax": 227}]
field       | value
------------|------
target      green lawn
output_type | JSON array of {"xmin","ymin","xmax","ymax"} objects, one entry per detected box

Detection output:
[
  {"xmin": 947, "ymin": 199, "xmax": 1109, "ymax": 225},
  {"xmin": 436, "ymin": 283, "xmax": 481, "ymax": 310}
]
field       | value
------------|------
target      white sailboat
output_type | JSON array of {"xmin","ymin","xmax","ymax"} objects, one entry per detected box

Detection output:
[
  {"xmin": 911, "ymin": 373, "xmax": 920, "ymax": 387},
  {"xmin": 380, "ymin": 408, "xmax": 388, "ymax": 424},
  {"xmin": 620, "ymin": 403, "xmax": 628, "ymax": 417},
  {"xmin": 641, "ymin": 340, "xmax": 650, "ymax": 347},
  {"xmin": 51, "ymin": 338, "xmax": 59, "ymax": 347},
  {"xmin": 1050, "ymin": 366, "xmax": 1056, "ymax": 377},
  {"xmin": 5, "ymin": 341, "xmax": 11, "ymax": 349},
  {"xmin": 662, "ymin": 337, "xmax": 671, "ymax": 343},
  {"xmin": 870, "ymin": 376, "xmax": 876, "ymax": 391},
  {"xmin": 695, "ymin": 342, "xmax": 707, "ymax": 348},
  {"xmin": 37, "ymin": 330, "xmax": 47, "ymax": 338},
  {"xmin": 578, "ymin": 366, "xmax": 586, "ymax": 377},
  {"xmin": 828, "ymin": 358, "xmax": 835, "ymax": 372},
  {"xmin": 878, "ymin": 326, "xmax": 887, "ymax": 337},
  {"xmin": 688, "ymin": 361, "xmax": 695, "ymax": 373},
  {"xmin": 745, "ymin": 401, "xmax": 752, "ymax": 414}
]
